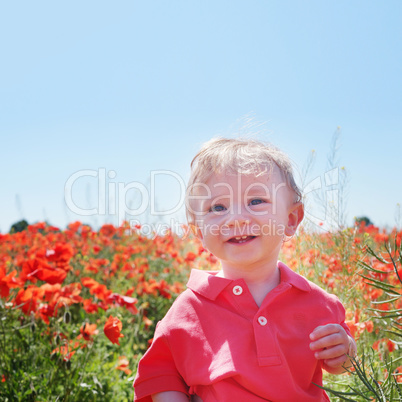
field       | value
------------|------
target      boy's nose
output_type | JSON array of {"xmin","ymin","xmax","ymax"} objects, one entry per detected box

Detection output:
[{"xmin": 224, "ymin": 211, "xmax": 250, "ymax": 227}]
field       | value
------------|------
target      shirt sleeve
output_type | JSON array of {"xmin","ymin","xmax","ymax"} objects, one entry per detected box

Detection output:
[{"xmin": 133, "ymin": 322, "xmax": 190, "ymax": 401}]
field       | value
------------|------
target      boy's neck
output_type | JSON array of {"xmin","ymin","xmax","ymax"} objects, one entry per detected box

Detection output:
[{"xmin": 217, "ymin": 261, "xmax": 281, "ymax": 307}]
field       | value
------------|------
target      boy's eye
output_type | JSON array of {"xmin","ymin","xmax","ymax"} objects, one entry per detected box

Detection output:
[
  {"xmin": 249, "ymin": 198, "xmax": 265, "ymax": 206},
  {"xmin": 210, "ymin": 204, "xmax": 226, "ymax": 212}
]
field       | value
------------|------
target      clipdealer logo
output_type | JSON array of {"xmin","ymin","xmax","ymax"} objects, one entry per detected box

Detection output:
[
  {"xmin": 64, "ymin": 169, "xmax": 186, "ymax": 224},
  {"xmin": 64, "ymin": 167, "xmax": 343, "ymax": 232}
]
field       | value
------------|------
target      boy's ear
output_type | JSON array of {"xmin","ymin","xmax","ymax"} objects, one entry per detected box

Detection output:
[{"xmin": 285, "ymin": 202, "xmax": 304, "ymax": 236}]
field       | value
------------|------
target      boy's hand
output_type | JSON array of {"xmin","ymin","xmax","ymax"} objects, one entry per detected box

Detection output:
[{"xmin": 309, "ymin": 324, "xmax": 356, "ymax": 374}]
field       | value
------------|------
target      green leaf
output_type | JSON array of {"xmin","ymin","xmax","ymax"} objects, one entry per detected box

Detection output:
[{"xmin": 358, "ymin": 260, "xmax": 393, "ymax": 274}]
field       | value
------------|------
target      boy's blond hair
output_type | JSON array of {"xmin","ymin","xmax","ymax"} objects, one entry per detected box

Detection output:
[{"xmin": 186, "ymin": 137, "xmax": 302, "ymax": 224}]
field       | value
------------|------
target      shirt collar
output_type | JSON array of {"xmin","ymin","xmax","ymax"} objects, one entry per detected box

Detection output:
[
  {"xmin": 187, "ymin": 269, "xmax": 232, "ymax": 300},
  {"xmin": 187, "ymin": 261, "xmax": 311, "ymax": 300},
  {"xmin": 277, "ymin": 261, "xmax": 311, "ymax": 292}
]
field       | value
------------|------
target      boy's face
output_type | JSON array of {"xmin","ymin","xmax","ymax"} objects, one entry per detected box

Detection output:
[{"xmin": 190, "ymin": 167, "xmax": 303, "ymax": 271}]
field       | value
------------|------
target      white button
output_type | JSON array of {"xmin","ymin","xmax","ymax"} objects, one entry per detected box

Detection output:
[
  {"xmin": 258, "ymin": 316, "xmax": 267, "ymax": 326},
  {"xmin": 233, "ymin": 285, "xmax": 243, "ymax": 296}
]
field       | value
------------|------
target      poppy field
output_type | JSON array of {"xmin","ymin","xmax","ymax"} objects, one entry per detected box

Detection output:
[{"xmin": 0, "ymin": 220, "xmax": 401, "ymax": 401}]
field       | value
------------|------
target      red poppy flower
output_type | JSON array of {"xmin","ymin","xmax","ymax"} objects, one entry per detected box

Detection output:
[
  {"xmin": 0, "ymin": 267, "xmax": 22, "ymax": 298},
  {"xmin": 35, "ymin": 266, "xmax": 68, "ymax": 285},
  {"xmin": 185, "ymin": 251, "xmax": 196, "ymax": 262},
  {"xmin": 15, "ymin": 286, "xmax": 39, "ymax": 315},
  {"xmin": 99, "ymin": 224, "xmax": 116, "ymax": 237},
  {"xmin": 115, "ymin": 355, "xmax": 132, "ymax": 375},
  {"xmin": 107, "ymin": 293, "xmax": 138, "ymax": 314},
  {"xmin": 393, "ymin": 366, "xmax": 402, "ymax": 383},
  {"xmin": 21, "ymin": 258, "xmax": 68, "ymax": 285},
  {"xmin": 39, "ymin": 283, "xmax": 62, "ymax": 302},
  {"xmin": 81, "ymin": 277, "xmax": 99, "ymax": 289},
  {"xmin": 82, "ymin": 277, "xmax": 111, "ymax": 301},
  {"xmin": 67, "ymin": 221, "xmax": 82, "ymax": 233},
  {"xmin": 82, "ymin": 298, "xmax": 99, "ymax": 314},
  {"xmin": 365, "ymin": 320, "xmax": 374, "ymax": 333},
  {"xmin": 51, "ymin": 341, "xmax": 78, "ymax": 361},
  {"xmin": 79, "ymin": 322, "xmax": 99, "ymax": 341},
  {"xmin": 104, "ymin": 316, "xmax": 124, "ymax": 345},
  {"xmin": 45, "ymin": 243, "xmax": 74, "ymax": 266}
]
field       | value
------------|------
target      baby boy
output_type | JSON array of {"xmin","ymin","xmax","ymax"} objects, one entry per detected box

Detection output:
[{"xmin": 133, "ymin": 137, "xmax": 356, "ymax": 401}]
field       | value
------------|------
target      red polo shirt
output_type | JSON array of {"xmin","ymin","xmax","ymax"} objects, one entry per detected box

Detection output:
[{"xmin": 133, "ymin": 262, "xmax": 351, "ymax": 401}]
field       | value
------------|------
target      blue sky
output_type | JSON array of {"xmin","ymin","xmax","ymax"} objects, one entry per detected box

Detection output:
[{"xmin": 1, "ymin": 0, "xmax": 401, "ymax": 233}]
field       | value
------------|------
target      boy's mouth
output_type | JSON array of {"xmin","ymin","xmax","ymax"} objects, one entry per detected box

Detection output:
[{"xmin": 227, "ymin": 235, "xmax": 256, "ymax": 244}]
